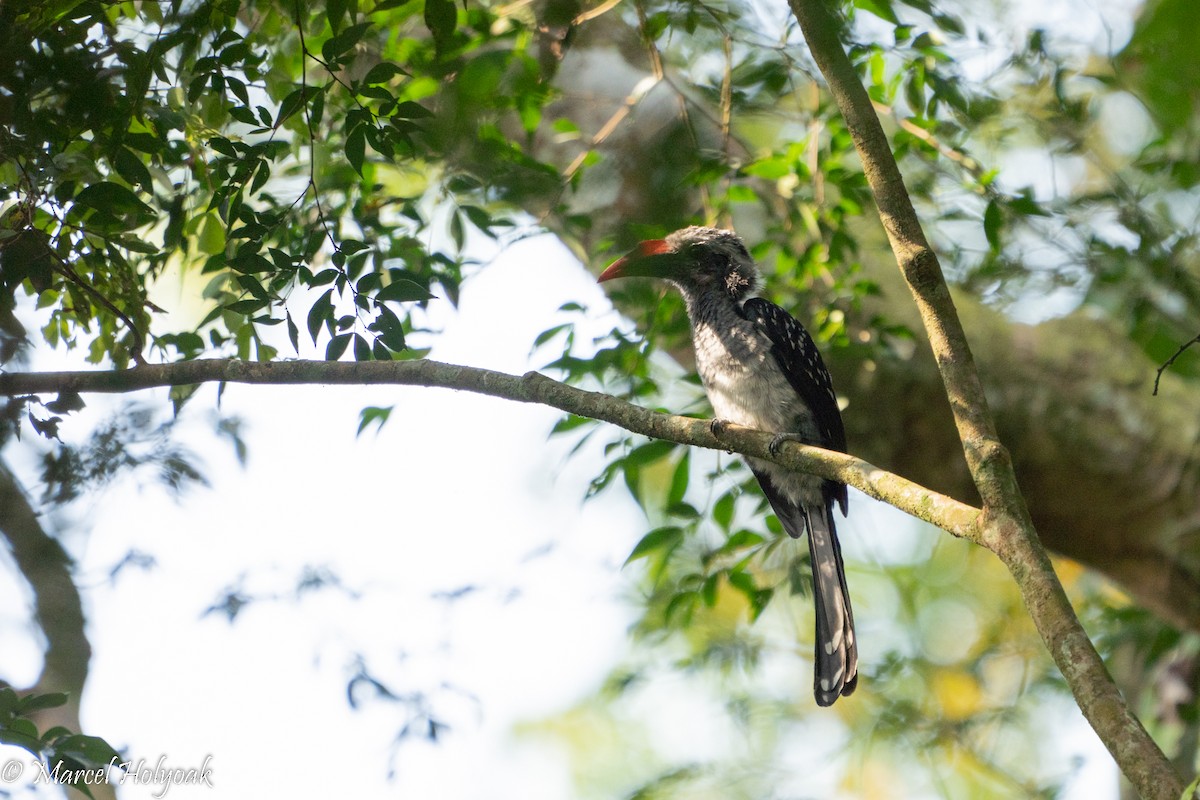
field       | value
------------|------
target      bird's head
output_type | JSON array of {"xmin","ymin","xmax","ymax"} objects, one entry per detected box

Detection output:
[{"xmin": 598, "ymin": 226, "xmax": 758, "ymax": 300}]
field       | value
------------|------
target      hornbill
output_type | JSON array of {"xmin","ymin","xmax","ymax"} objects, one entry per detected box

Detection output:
[{"xmin": 599, "ymin": 225, "xmax": 858, "ymax": 706}]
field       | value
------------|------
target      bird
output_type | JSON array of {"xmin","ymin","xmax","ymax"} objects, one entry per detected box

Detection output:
[{"xmin": 598, "ymin": 225, "xmax": 857, "ymax": 706}]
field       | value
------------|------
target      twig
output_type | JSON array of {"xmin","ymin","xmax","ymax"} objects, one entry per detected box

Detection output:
[
  {"xmin": 47, "ymin": 249, "xmax": 148, "ymax": 367},
  {"xmin": 1154, "ymin": 333, "xmax": 1200, "ymax": 396},
  {"xmin": 293, "ymin": 1, "xmax": 339, "ymax": 256}
]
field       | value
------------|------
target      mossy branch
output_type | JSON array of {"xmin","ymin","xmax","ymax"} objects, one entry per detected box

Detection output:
[{"xmin": 0, "ymin": 357, "xmax": 977, "ymax": 538}]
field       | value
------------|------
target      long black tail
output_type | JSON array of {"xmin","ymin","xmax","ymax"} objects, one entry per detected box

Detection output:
[
  {"xmin": 751, "ymin": 468, "xmax": 857, "ymax": 706},
  {"xmin": 802, "ymin": 502, "xmax": 857, "ymax": 706}
]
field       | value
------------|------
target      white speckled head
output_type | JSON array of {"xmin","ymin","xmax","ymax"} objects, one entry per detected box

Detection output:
[
  {"xmin": 599, "ymin": 226, "xmax": 759, "ymax": 300},
  {"xmin": 663, "ymin": 226, "xmax": 759, "ymax": 299}
]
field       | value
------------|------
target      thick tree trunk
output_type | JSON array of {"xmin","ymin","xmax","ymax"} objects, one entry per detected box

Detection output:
[{"xmin": 0, "ymin": 462, "xmax": 116, "ymax": 799}]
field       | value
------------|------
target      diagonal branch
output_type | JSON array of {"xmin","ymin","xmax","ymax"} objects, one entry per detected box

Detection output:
[
  {"xmin": 785, "ymin": 1, "xmax": 1184, "ymax": 797},
  {"xmin": 0, "ymin": 462, "xmax": 93, "ymax": 737},
  {"xmin": 0, "ymin": 358, "xmax": 978, "ymax": 538}
]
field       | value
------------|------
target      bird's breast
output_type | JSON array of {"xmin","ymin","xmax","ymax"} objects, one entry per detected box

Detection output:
[{"xmin": 691, "ymin": 318, "xmax": 810, "ymax": 437}]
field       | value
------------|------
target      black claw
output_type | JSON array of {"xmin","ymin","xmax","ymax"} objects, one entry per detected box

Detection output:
[
  {"xmin": 710, "ymin": 419, "xmax": 736, "ymax": 453},
  {"xmin": 768, "ymin": 432, "xmax": 802, "ymax": 457}
]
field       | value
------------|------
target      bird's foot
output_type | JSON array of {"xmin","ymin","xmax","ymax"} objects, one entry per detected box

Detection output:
[
  {"xmin": 709, "ymin": 419, "xmax": 735, "ymax": 454},
  {"xmin": 768, "ymin": 432, "xmax": 806, "ymax": 457}
]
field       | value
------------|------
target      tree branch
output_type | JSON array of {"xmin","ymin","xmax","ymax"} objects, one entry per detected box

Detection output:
[
  {"xmin": 785, "ymin": 1, "xmax": 1184, "ymax": 797},
  {"xmin": 0, "ymin": 357, "xmax": 978, "ymax": 538},
  {"xmin": 0, "ymin": 463, "xmax": 94, "ymax": 742}
]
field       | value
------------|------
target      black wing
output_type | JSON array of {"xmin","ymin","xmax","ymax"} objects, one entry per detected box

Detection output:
[{"xmin": 742, "ymin": 297, "xmax": 848, "ymax": 514}]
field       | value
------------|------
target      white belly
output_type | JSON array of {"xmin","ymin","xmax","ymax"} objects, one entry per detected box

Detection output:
[
  {"xmin": 691, "ymin": 316, "xmax": 824, "ymax": 507},
  {"xmin": 692, "ymin": 319, "xmax": 813, "ymax": 437}
]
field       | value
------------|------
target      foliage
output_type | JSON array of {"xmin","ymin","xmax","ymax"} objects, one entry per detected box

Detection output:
[
  {"xmin": 0, "ymin": 0, "xmax": 530, "ymax": 372},
  {"xmin": 0, "ymin": 687, "xmax": 122, "ymax": 800},
  {"xmin": 0, "ymin": 0, "xmax": 1198, "ymax": 796}
]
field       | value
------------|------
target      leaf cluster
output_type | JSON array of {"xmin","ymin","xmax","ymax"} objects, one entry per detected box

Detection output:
[
  {"xmin": 0, "ymin": 0, "xmax": 550, "ymax": 386},
  {"xmin": 0, "ymin": 687, "xmax": 122, "ymax": 800}
]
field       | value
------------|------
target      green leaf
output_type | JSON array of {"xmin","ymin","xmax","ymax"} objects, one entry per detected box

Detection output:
[
  {"xmin": 424, "ymin": 0, "xmax": 457, "ymax": 53},
  {"xmin": 274, "ymin": 87, "xmax": 313, "ymax": 129},
  {"xmin": 664, "ymin": 590, "xmax": 698, "ymax": 625},
  {"xmin": 788, "ymin": 558, "xmax": 811, "ymax": 597},
  {"xmin": 666, "ymin": 502, "xmax": 700, "ymax": 519},
  {"xmin": 368, "ymin": 303, "xmax": 407, "ymax": 351},
  {"xmin": 52, "ymin": 733, "xmax": 122, "ymax": 768},
  {"xmin": 286, "ymin": 311, "xmax": 300, "ymax": 354},
  {"xmin": 44, "ymin": 393, "xmax": 85, "ymax": 414},
  {"xmin": 197, "ymin": 212, "xmax": 225, "ymax": 255},
  {"xmin": 307, "ymin": 288, "xmax": 335, "ymax": 344},
  {"xmin": 1178, "ymin": 774, "xmax": 1200, "ymax": 800},
  {"xmin": 933, "ymin": 12, "xmax": 964, "ymax": 35},
  {"xmin": 715, "ymin": 530, "xmax": 765, "ymax": 557},
  {"xmin": 1117, "ymin": 0, "xmax": 1200, "ymax": 136},
  {"xmin": 623, "ymin": 439, "xmax": 675, "ymax": 467},
  {"xmin": 113, "ymin": 147, "xmax": 153, "ymax": 193},
  {"xmin": 229, "ymin": 105, "xmax": 260, "ymax": 126},
  {"xmin": 73, "ymin": 181, "xmax": 152, "ymax": 215},
  {"xmin": 226, "ymin": 75, "xmax": 250, "ymax": 105},
  {"xmin": 854, "ymin": 0, "xmax": 899, "ymax": 24},
  {"xmin": 364, "ymin": 61, "xmax": 409, "ymax": 85},
  {"xmin": 667, "ymin": 452, "xmax": 690, "ymax": 506},
  {"xmin": 377, "ymin": 278, "xmax": 433, "ymax": 303},
  {"xmin": 209, "ymin": 136, "xmax": 237, "ymax": 158},
  {"xmin": 357, "ymin": 405, "xmax": 393, "ymax": 436},
  {"xmin": 170, "ymin": 383, "xmax": 200, "ymax": 415},
  {"xmin": 747, "ymin": 588, "xmax": 773, "ymax": 621},
  {"xmin": 1006, "ymin": 193, "xmax": 1050, "ymax": 217},
  {"xmin": 727, "ymin": 569, "xmax": 756, "ymax": 595},
  {"xmin": 533, "ymin": 323, "xmax": 570, "ymax": 348},
  {"xmin": 449, "ymin": 210, "xmax": 464, "ymax": 251},
  {"xmin": 742, "ymin": 155, "xmax": 791, "ymax": 180},
  {"xmin": 0, "ymin": 686, "xmax": 18, "ymax": 717},
  {"xmin": 460, "ymin": 204, "xmax": 496, "ymax": 235},
  {"xmin": 0, "ymin": 725, "xmax": 42, "ymax": 754},
  {"xmin": 713, "ymin": 491, "xmax": 736, "ymax": 531},
  {"xmin": 327, "ymin": 0, "xmax": 348, "ymax": 32},
  {"xmin": 311, "ymin": 268, "xmax": 340, "ymax": 286},
  {"xmin": 623, "ymin": 526, "xmax": 684, "ymax": 566},
  {"xmin": 643, "ymin": 11, "xmax": 669, "ymax": 40},
  {"xmin": 322, "ymin": 22, "xmax": 373, "ymax": 63},
  {"xmin": 236, "ymin": 274, "xmax": 270, "ymax": 300},
  {"xmin": 983, "ymin": 198, "xmax": 1002, "ymax": 251},
  {"xmin": 225, "ymin": 298, "xmax": 266, "ymax": 315},
  {"xmin": 346, "ymin": 126, "xmax": 367, "ymax": 176},
  {"xmin": 353, "ymin": 333, "xmax": 371, "ymax": 361},
  {"xmin": 326, "ymin": 332, "xmax": 352, "ymax": 360},
  {"xmin": 550, "ymin": 414, "xmax": 592, "ymax": 434},
  {"xmin": 16, "ymin": 691, "xmax": 69, "ymax": 714}
]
